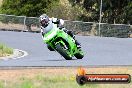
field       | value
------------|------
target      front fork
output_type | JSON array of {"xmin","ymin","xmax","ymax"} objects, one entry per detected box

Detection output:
[{"xmin": 55, "ymin": 40, "xmax": 72, "ymax": 57}]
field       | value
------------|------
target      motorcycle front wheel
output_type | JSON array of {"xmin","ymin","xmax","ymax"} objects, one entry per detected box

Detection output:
[{"xmin": 56, "ymin": 43, "xmax": 72, "ymax": 60}]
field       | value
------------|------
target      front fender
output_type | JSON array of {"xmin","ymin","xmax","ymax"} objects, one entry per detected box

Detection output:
[
  {"xmin": 55, "ymin": 40, "xmax": 65, "ymax": 48},
  {"xmin": 55, "ymin": 40, "xmax": 72, "ymax": 57}
]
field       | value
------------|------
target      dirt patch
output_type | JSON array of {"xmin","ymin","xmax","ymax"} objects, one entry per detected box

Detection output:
[
  {"xmin": 0, "ymin": 68, "xmax": 75, "ymax": 80},
  {"xmin": 0, "ymin": 67, "xmax": 131, "ymax": 88}
]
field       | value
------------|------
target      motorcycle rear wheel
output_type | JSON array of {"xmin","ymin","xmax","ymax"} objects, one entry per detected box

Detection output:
[{"xmin": 74, "ymin": 49, "xmax": 84, "ymax": 59}]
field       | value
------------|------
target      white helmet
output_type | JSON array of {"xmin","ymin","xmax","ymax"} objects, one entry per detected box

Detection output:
[{"xmin": 39, "ymin": 14, "xmax": 49, "ymax": 26}]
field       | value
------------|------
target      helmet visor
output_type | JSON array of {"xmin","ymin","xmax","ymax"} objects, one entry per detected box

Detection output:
[{"xmin": 41, "ymin": 18, "xmax": 48, "ymax": 26}]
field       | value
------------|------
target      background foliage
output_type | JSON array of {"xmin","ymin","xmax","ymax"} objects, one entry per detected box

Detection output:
[{"xmin": 0, "ymin": 0, "xmax": 131, "ymax": 24}]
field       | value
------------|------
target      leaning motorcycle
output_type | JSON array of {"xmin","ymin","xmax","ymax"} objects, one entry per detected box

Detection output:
[{"xmin": 42, "ymin": 23, "xmax": 84, "ymax": 60}]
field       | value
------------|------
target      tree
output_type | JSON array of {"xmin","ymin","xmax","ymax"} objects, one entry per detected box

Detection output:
[
  {"xmin": 46, "ymin": 0, "xmax": 88, "ymax": 21},
  {"xmin": 0, "ymin": 0, "xmax": 59, "ymax": 17},
  {"xmin": 0, "ymin": 0, "xmax": 59, "ymax": 31},
  {"xmin": 121, "ymin": 1, "xmax": 132, "ymax": 24},
  {"xmin": 102, "ymin": 0, "xmax": 131, "ymax": 24},
  {"xmin": 69, "ymin": 0, "xmax": 131, "ymax": 24}
]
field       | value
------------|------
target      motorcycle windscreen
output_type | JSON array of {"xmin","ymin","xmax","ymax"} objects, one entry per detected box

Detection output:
[
  {"xmin": 45, "ymin": 21, "xmax": 54, "ymax": 33},
  {"xmin": 43, "ymin": 22, "xmax": 58, "ymax": 42}
]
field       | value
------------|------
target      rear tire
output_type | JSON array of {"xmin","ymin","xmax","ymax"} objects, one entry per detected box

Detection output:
[
  {"xmin": 56, "ymin": 44, "xmax": 72, "ymax": 60},
  {"xmin": 74, "ymin": 49, "xmax": 84, "ymax": 59}
]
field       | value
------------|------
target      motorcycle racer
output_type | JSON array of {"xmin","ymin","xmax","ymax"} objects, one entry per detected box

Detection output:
[{"xmin": 39, "ymin": 14, "xmax": 81, "ymax": 48}]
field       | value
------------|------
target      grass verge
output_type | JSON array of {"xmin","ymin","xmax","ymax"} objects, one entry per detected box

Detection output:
[
  {"xmin": 0, "ymin": 74, "xmax": 97, "ymax": 88},
  {"xmin": 0, "ymin": 43, "xmax": 13, "ymax": 57},
  {"xmin": 0, "ymin": 67, "xmax": 131, "ymax": 88}
]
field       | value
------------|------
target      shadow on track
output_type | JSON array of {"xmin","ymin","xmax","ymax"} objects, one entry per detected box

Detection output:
[{"xmin": 44, "ymin": 58, "xmax": 78, "ymax": 61}]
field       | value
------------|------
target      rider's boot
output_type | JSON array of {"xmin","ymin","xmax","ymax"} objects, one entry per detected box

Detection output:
[
  {"xmin": 61, "ymin": 28, "xmax": 81, "ymax": 49},
  {"xmin": 75, "ymin": 39, "xmax": 81, "ymax": 49},
  {"xmin": 67, "ymin": 30, "xmax": 81, "ymax": 49}
]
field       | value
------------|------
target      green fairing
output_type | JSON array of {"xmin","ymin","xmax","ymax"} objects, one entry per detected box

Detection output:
[{"xmin": 43, "ymin": 24, "xmax": 84, "ymax": 60}]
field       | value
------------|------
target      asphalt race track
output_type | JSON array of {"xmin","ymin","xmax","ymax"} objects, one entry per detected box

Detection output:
[{"xmin": 0, "ymin": 31, "xmax": 132, "ymax": 66}]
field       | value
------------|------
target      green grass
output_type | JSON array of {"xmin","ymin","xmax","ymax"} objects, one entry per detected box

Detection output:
[
  {"xmin": 0, "ymin": 43, "xmax": 13, "ymax": 57},
  {"xmin": 0, "ymin": 75, "xmax": 98, "ymax": 88},
  {"xmin": 0, "ymin": 74, "xmax": 131, "ymax": 88},
  {"xmin": 0, "ymin": 67, "xmax": 132, "ymax": 88},
  {"xmin": 0, "ymin": 0, "xmax": 3, "ymax": 7},
  {"xmin": 0, "ymin": 81, "xmax": 4, "ymax": 88}
]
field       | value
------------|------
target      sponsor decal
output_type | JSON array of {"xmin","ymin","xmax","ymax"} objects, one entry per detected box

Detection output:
[{"xmin": 76, "ymin": 67, "xmax": 131, "ymax": 85}]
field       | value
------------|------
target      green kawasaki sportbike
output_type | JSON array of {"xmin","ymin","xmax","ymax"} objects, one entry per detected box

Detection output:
[{"xmin": 42, "ymin": 23, "xmax": 84, "ymax": 60}]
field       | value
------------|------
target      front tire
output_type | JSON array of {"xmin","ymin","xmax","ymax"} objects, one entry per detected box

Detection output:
[
  {"xmin": 56, "ymin": 43, "xmax": 72, "ymax": 60},
  {"xmin": 47, "ymin": 45, "xmax": 54, "ymax": 51}
]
